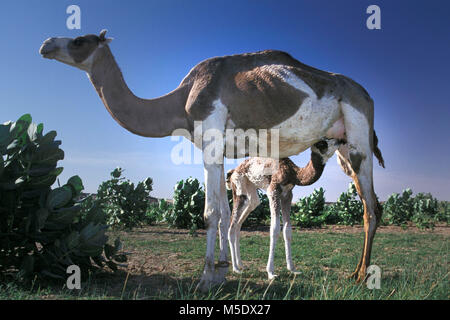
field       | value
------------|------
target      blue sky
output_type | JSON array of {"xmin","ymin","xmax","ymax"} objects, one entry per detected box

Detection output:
[{"xmin": 1, "ymin": 0, "xmax": 449, "ymax": 201}]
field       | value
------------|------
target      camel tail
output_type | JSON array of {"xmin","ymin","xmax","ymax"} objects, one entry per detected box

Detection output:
[{"xmin": 373, "ymin": 130, "xmax": 385, "ymax": 168}]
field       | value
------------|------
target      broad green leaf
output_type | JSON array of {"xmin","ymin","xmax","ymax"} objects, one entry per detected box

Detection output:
[
  {"xmin": 67, "ymin": 175, "xmax": 84, "ymax": 197},
  {"xmin": 18, "ymin": 114, "xmax": 32, "ymax": 124},
  {"xmin": 27, "ymin": 123, "xmax": 39, "ymax": 141},
  {"xmin": 0, "ymin": 122, "xmax": 13, "ymax": 149},
  {"xmin": 40, "ymin": 130, "xmax": 57, "ymax": 145},
  {"xmin": 37, "ymin": 123, "xmax": 44, "ymax": 136},
  {"xmin": 28, "ymin": 165, "xmax": 55, "ymax": 177},
  {"xmin": 46, "ymin": 186, "xmax": 73, "ymax": 210},
  {"xmin": 31, "ymin": 147, "xmax": 64, "ymax": 165},
  {"xmin": 47, "ymin": 205, "xmax": 80, "ymax": 224},
  {"xmin": 28, "ymin": 174, "xmax": 57, "ymax": 189}
]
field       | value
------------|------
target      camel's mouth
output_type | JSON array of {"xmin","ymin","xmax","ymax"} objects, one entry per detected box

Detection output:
[
  {"xmin": 40, "ymin": 52, "xmax": 55, "ymax": 59},
  {"xmin": 39, "ymin": 39, "xmax": 58, "ymax": 59},
  {"xmin": 39, "ymin": 47, "xmax": 56, "ymax": 59}
]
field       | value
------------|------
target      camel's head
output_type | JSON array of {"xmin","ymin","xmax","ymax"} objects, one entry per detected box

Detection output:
[{"xmin": 39, "ymin": 29, "xmax": 113, "ymax": 71}]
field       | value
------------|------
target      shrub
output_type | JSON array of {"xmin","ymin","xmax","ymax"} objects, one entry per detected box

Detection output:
[
  {"xmin": 96, "ymin": 168, "xmax": 153, "ymax": 230},
  {"xmin": 438, "ymin": 201, "xmax": 450, "ymax": 224},
  {"xmin": 165, "ymin": 178, "xmax": 205, "ymax": 234},
  {"xmin": 411, "ymin": 193, "xmax": 438, "ymax": 229},
  {"xmin": 383, "ymin": 190, "xmax": 440, "ymax": 229},
  {"xmin": 328, "ymin": 183, "xmax": 363, "ymax": 226},
  {"xmin": 0, "ymin": 114, "xmax": 123, "ymax": 280},
  {"xmin": 382, "ymin": 189, "xmax": 414, "ymax": 226},
  {"xmin": 291, "ymin": 188, "xmax": 326, "ymax": 228},
  {"xmin": 145, "ymin": 199, "xmax": 172, "ymax": 225}
]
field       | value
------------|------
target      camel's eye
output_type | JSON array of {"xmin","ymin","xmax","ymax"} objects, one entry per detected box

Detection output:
[{"xmin": 73, "ymin": 38, "xmax": 84, "ymax": 46}]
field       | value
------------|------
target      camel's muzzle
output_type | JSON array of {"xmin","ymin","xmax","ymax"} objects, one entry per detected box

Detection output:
[{"xmin": 39, "ymin": 38, "xmax": 58, "ymax": 59}]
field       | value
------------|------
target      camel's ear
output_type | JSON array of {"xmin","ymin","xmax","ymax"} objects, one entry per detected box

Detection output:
[{"xmin": 99, "ymin": 29, "xmax": 113, "ymax": 43}]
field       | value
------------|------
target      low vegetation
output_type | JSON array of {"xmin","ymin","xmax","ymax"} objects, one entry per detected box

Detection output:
[
  {"xmin": 1, "ymin": 114, "xmax": 448, "ymax": 299},
  {"xmin": 96, "ymin": 167, "xmax": 153, "ymax": 230},
  {"xmin": 0, "ymin": 115, "xmax": 124, "ymax": 283},
  {"xmin": 0, "ymin": 224, "xmax": 447, "ymax": 300}
]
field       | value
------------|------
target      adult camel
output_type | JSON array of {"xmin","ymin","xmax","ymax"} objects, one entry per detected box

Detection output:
[{"xmin": 39, "ymin": 30, "xmax": 385, "ymax": 291}]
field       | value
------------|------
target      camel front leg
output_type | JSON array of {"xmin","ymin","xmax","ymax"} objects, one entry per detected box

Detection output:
[
  {"xmin": 218, "ymin": 169, "xmax": 231, "ymax": 265},
  {"xmin": 266, "ymin": 185, "xmax": 282, "ymax": 280},
  {"xmin": 198, "ymin": 163, "xmax": 228, "ymax": 292}
]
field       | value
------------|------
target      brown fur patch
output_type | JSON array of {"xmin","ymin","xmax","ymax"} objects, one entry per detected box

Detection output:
[
  {"xmin": 266, "ymin": 152, "xmax": 325, "ymax": 187},
  {"xmin": 222, "ymin": 66, "xmax": 308, "ymax": 129},
  {"xmin": 313, "ymin": 140, "xmax": 328, "ymax": 154},
  {"xmin": 294, "ymin": 152, "xmax": 326, "ymax": 186},
  {"xmin": 349, "ymin": 152, "xmax": 364, "ymax": 174},
  {"xmin": 181, "ymin": 50, "xmax": 372, "ymax": 129},
  {"xmin": 226, "ymin": 169, "xmax": 234, "ymax": 184}
]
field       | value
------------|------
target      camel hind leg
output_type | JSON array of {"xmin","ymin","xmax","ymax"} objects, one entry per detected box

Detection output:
[
  {"xmin": 228, "ymin": 177, "xmax": 259, "ymax": 273},
  {"xmin": 339, "ymin": 102, "xmax": 382, "ymax": 283},
  {"xmin": 198, "ymin": 163, "xmax": 229, "ymax": 292},
  {"xmin": 281, "ymin": 189, "xmax": 299, "ymax": 274},
  {"xmin": 266, "ymin": 184, "xmax": 283, "ymax": 280},
  {"xmin": 235, "ymin": 186, "xmax": 260, "ymax": 270}
]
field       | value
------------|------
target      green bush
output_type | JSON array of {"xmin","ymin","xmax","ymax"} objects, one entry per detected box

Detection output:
[
  {"xmin": 438, "ymin": 201, "xmax": 450, "ymax": 224},
  {"xmin": 164, "ymin": 178, "xmax": 205, "ymax": 234},
  {"xmin": 411, "ymin": 193, "xmax": 439, "ymax": 229},
  {"xmin": 146, "ymin": 199, "xmax": 172, "ymax": 225},
  {"xmin": 327, "ymin": 183, "xmax": 363, "ymax": 226},
  {"xmin": 96, "ymin": 168, "xmax": 153, "ymax": 230},
  {"xmin": 0, "ymin": 114, "xmax": 123, "ymax": 280},
  {"xmin": 382, "ymin": 189, "xmax": 414, "ymax": 226},
  {"xmin": 291, "ymin": 188, "xmax": 326, "ymax": 228},
  {"xmin": 383, "ymin": 189, "xmax": 440, "ymax": 229}
]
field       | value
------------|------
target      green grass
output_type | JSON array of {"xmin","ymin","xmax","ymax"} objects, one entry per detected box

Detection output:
[{"xmin": 0, "ymin": 225, "xmax": 448, "ymax": 300}]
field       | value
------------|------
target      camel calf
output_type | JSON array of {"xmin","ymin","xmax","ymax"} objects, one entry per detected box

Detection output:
[{"xmin": 226, "ymin": 139, "xmax": 343, "ymax": 279}]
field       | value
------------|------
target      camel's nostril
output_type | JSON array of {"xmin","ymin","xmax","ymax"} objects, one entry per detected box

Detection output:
[
  {"xmin": 39, "ymin": 45, "xmax": 50, "ymax": 55},
  {"xmin": 39, "ymin": 40, "xmax": 57, "ymax": 57}
]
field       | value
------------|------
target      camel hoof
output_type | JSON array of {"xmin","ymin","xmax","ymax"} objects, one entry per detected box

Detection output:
[
  {"xmin": 197, "ymin": 274, "xmax": 226, "ymax": 293},
  {"xmin": 348, "ymin": 272, "xmax": 358, "ymax": 280},
  {"xmin": 197, "ymin": 279, "xmax": 211, "ymax": 293},
  {"xmin": 232, "ymin": 267, "xmax": 243, "ymax": 274},
  {"xmin": 268, "ymin": 273, "xmax": 278, "ymax": 280},
  {"xmin": 197, "ymin": 263, "xmax": 229, "ymax": 293},
  {"xmin": 348, "ymin": 268, "xmax": 367, "ymax": 283}
]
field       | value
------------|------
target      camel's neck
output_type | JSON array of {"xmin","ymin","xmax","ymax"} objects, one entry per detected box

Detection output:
[
  {"xmin": 294, "ymin": 152, "xmax": 325, "ymax": 186},
  {"xmin": 87, "ymin": 46, "xmax": 191, "ymax": 137}
]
